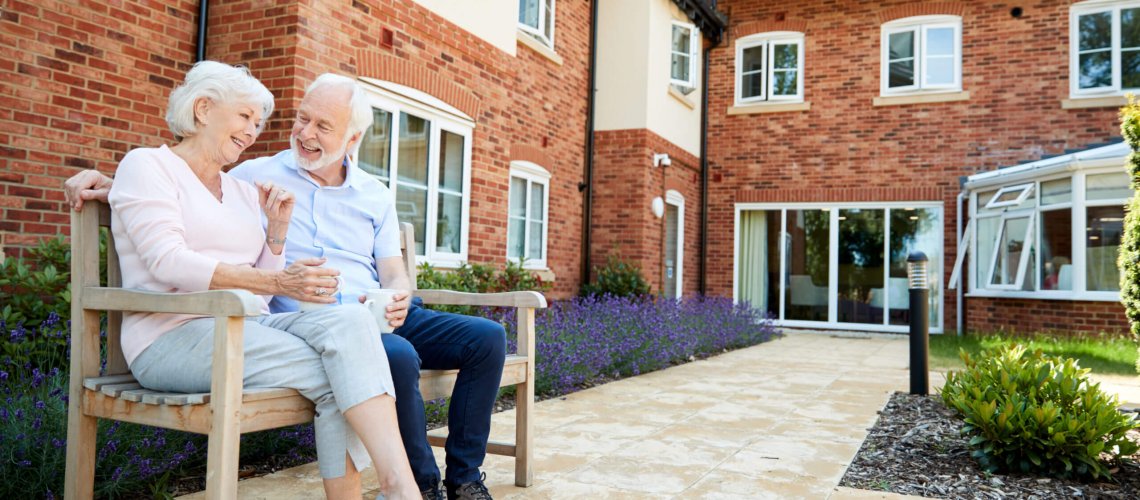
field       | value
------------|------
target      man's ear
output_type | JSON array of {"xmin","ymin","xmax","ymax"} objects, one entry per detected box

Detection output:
[{"xmin": 346, "ymin": 131, "xmax": 363, "ymax": 151}]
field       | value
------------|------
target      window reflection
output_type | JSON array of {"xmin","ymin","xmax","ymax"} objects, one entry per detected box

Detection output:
[
  {"xmin": 784, "ymin": 209, "xmax": 829, "ymax": 321},
  {"xmin": 838, "ymin": 209, "xmax": 884, "ymax": 324}
]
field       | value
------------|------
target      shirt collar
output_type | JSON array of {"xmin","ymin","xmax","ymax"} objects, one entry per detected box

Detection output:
[{"xmin": 282, "ymin": 150, "xmax": 363, "ymax": 190}]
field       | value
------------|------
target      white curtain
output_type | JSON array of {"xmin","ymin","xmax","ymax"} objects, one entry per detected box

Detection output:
[{"xmin": 739, "ymin": 211, "xmax": 769, "ymax": 313}]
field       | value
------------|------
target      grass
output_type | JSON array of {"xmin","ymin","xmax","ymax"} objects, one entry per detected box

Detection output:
[{"xmin": 929, "ymin": 333, "xmax": 1138, "ymax": 375}]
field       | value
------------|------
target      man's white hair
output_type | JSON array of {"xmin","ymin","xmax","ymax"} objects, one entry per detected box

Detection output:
[
  {"xmin": 305, "ymin": 73, "xmax": 374, "ymax": 157},
  {"xmin": 165, "ymin": 60, "xmax": 275, "ymax": 140}
]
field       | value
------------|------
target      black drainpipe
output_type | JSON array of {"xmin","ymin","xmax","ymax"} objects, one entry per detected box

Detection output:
[
  {"xmin": 698, "ymin": 40, "xmax": 717, "ymax": 294},
  {"xmin": 580, "ymin": 0, "xmax": 599, "ymax": 288},
  {"xmin": 195, "ymin": 0, "xmax": 208, "ymax": 62}
]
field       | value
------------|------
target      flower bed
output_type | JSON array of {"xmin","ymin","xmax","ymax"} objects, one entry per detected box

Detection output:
[{"xmin": 0, "ymin": 295, "xmax": 778, "ymax": 498}]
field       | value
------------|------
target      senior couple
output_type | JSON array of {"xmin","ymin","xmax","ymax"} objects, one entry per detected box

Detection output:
[{"xmin": 65, "ymin": 61, "xmax": 500, "ymax": 500}]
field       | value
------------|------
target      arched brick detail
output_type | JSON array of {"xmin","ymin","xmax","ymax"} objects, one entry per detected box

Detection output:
[
  {"xmin": 511, "ymin": 144, "xmax": 553, "ymax": 169},
  {"xmin": 878, "ymin": 3, "xmax": 968, "ymax": 24},
  {"xmin": 733, "ymin": 20, "xmax": 809, "ymax": 40},
  {"xmin": 355, "ymin": 50, "xmax": 481, "ymax": 119},
  {"xmin": 664, "ymin": 177, "xmax": 690, "ymax": 195}
]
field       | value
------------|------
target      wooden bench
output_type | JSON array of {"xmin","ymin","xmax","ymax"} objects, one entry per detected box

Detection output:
[{"xmin": 64, "ymin": 200, "xmax": 545, "ymax": 499}]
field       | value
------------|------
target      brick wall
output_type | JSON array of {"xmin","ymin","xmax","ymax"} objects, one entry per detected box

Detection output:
[
  {"xmin": 592, "ymin": 128, "xmax": 702, "ymax": 295},
  {"xmin": 0, "ymin": 0, "xmax": 199, "ymax": 254},
  {"xmin": 966, "ymin": 298, "xmax": 1128, "ymax": 336},
  {"xmin": 709, "ymin": 0, "xmax": 1127, "ymax": 335},
  {"xmin": 1, "ymin": 0, "xmax": 591, "ymax": 298}
]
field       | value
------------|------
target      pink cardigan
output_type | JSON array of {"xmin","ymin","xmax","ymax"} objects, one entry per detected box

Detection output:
[{"xmin": 108, "ymin": 145, "xmax": 284, "ymax": 366}]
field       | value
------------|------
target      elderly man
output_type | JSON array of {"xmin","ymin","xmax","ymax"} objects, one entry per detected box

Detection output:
[{"xmin": 65, "ymin": 74, "xmax": 503, "ymax": 500}]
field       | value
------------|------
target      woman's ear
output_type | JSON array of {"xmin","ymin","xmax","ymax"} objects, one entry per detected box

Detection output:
[{"xmin": 193, "ymin": 97, "xmax": 212, "ymax": 127}]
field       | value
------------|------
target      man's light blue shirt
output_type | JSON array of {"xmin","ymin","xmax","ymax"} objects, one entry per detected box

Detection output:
[{"xmin": 229, "ymin": 150, "xmax": 402, "ymax": 312}]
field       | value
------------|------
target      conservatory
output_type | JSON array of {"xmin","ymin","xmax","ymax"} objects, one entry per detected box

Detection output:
[{"xmin": 950, "ymin": 141, "xmax": 1132, "ymax": 303}]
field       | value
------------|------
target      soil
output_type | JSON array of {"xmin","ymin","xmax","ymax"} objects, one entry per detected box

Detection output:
[{"xmin": 840, "ymin": 392, "xmax": 1140, "ymax": 499}]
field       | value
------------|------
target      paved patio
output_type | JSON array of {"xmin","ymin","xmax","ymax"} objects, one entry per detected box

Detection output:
[{"xmin": 180, "ymin": 332, "xmax": 1137, "ymax": 499}]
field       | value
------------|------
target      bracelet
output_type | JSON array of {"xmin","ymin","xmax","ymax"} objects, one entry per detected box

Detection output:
[{"xmin": 266, "ymin": 235, "xmax": 286, "ymax": 245}]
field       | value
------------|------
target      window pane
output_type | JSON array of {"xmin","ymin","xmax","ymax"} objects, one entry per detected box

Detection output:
[
  {"xmin": 772, "ymin": 43, "xmax": 797, "ymax": 69},
  {"xmin": 672, "ymin": 54, "xmax": 690, "ymax": 82},
  {"xmin": 519, "ymin": 0, "xmax": 538, "ymax": 28},
  {"xmin": 527, "ymin": 221, "xmax": 543, "ymax": 260},
  {"xmin": 887, "ymin": 208, "xmax": 940, "ymax": 326},
  {"xmin": 436, "ymin": 193, "xmax": 462, "ymax": 253},
  {"xmin": 672, "ymin": 25, "xmax": 691, "ymax": 54},
  {"xmin": 529, "ymin": 182, "xmax": 544, "ymax": 221},
  {"xmin": 990, "ymin": 217, "xmax": 1029, "ymax": 286},
  {"xmin": 1079, "ymin": 12, "xmax": 1112, "ymax": 50},
  {"xmin": 889, "ymin": 31, "xmax": 914, "ymax": 60},
  {"xmin": 509, "ymin": 177, "xmax": 526, "ymax": 218},
  {"xmin": 742, "ymin": 45, "xmax": 764, "ymax": 72},
  {"xmin": 975, "ymin": 216, "xmax": 999, "ymax": 285},
  {"xmin": 1126, "ymin": 8, "xmax": 1140, "ymax": 47},
  {"xmin": 738, "ymin": 210, "xmax": 781, "ymax": 318},
  {"xmin": 398, "ymin": 113, "xmax": 429, "ymax": 185},
  {"xmin": 925, "ymin": 56, "xmax": 954, "ymax": 85},
  {"xmin": 773, "ymin": 70, "xmax": 797, "ymax": 96},
  {"xmin": 1040, "ymin": 178, "xmax": 1072, "ymax": 205},
  {"xmin": 1124, "ymin": 50, "xmax": 1140, "ymax": 88},
  {"xmin": 1086, "ymin": 172, "xmax": 1132, "ymax": 200},
  {"xmin": 358, "ymin": 108, "xmax": 392, "ymax": 182},
  {"xmin": 926, "ymin": 27, "xmax": 954, "ymax": 56},
  {"xmin": 743, "ymin": 73, "xmax": 764, "ymax": 99},
  {"xmin": 1086, "ymin": 205, "xmax": 1124, "ymax": 291},
  {"xmin": 438, "ymin": 130, "xmax": 464, "ymax": 193},
  {"xmin": 1039, "ymin": 209, "xmax": 1072, "ymax": 291},
  {"xmin": 508, "ymin": 218, "xmax": 525, "ymax": 259},
  {"xmin": 543, "ymin": 0, "xmax": 554, "ymax": 40},
  {"xmin": 785, "ymin": 209, "xmax": 830, "ymax": 322},
  {"xmin": 838, "ymin": 209, "xmax": 885, "ymax": 324},
  {"xmin": 889, "ymin": 60, "xmax": 914, "ymax": 88},
  {"xmin": 397, "ymin": 186, "xmax": 427, "ymax": 256},
  {"xmin": 1080, "ymin": 51, "xmax": 1113, "ymax": 89}
]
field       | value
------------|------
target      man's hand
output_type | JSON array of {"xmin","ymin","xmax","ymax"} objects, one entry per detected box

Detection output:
[
  {"xmin": 64, "ymin": 170, "xmax": 113, "ymax": 211},
  {"xmin": 358, "ymin": 289, "xmax": 412, "ymax": 330}
]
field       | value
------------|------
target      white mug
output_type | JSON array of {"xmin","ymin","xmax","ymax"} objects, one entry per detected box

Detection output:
[
  {"xmin": 364, "ymin": 288, "xmax": 399, "ymax": 333},
  {"xmin": 297, "ymin": 276, "xmax": 345, "ymax": 312}
]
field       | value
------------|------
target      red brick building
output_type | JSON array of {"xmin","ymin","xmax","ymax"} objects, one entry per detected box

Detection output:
[{"xmin": 0, "ymin": 0, "xmax": 1132, "ymax": 336}]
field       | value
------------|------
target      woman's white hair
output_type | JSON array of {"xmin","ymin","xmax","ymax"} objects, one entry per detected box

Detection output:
[
  {"xmin": 306, "ymin": 73, "xmax": 374, "ymax": 147},
  {"xmin": 165, "ymin": 61, "xmax": 275, "ymax": 140}
]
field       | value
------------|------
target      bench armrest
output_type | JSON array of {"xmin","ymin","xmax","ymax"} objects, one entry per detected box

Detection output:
[
  {"xmin": 415, "ymin": 289, "xmax": 547, "ymax": 309},
  {"xmin": 80, "ymin": 287, "xmax": 264, "ymax": 317}
]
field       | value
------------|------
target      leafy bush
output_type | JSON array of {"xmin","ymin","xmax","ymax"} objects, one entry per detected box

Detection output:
[
  {"xmin": 0, "ymin": 236, "xmax": 72, "ymax": 327},
  {"xmin": 941, "ymin": 344, "xmax": 1139, "ymax": 479},
  {"xmin": 1119, "ymin": 98, "xmax": 1140, "ymax": 374},
  {"xmin": 416, "ymin": 260, "xmax": 549, "ymax": 315},
  {"xmin": 579, "ymin": 254, "xmax": 651, "ymax": 298}
]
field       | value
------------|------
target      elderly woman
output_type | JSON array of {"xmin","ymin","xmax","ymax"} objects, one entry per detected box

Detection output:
[{"xmin": 107, "ymin": 61, "xmax": 419, "ymax": 499}]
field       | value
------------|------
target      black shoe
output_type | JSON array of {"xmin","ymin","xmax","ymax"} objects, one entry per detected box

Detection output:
[
  {"xmin": 421, "ymin": 482, "xmax": 445, "ymax": 500},
  {"xmin": 445, "ymin": 473, "xmax": 492, "ymax": 500}
]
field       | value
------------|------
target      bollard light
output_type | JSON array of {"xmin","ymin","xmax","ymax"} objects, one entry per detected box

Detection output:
[{"xmin": 906, "ymin": 251, "xmax": 930, "ymax": 396}]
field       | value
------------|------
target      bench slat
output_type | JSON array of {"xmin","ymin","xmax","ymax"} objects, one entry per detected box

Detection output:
[
  {"xmin": 84, "ymin": 374, "xmax": 137, "ymax": 391},
  {"xmin": 100, "ymin": 382, "xmax": 143, "ymax": 398}
]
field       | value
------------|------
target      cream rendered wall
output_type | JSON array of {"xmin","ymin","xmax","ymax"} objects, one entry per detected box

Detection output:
[
  {"xmin": 595, "ymin": 0, "xmax": 702, "ymax": 157},
  {"xmin": 412, "ymin": 0, "xmax": 518, "ymax": 55},
  {"xmin": 595, "ymin": 0, "xmax": 651, "ymax": 132}
]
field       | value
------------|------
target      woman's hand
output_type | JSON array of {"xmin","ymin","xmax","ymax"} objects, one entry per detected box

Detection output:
[
  {"xmin": 275, "ymin": 257, "xmax": 342, "ymax": 303},
  {"xmin": 64, "ymin": 169, "xmax": 114, "ymax": 211},
  {"xmin": 257, "ymin": 181, "xmax": 293, "ymax": 254}
]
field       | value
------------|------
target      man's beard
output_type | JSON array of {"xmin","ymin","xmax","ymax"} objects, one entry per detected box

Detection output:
[{"xmin": 293, "ymin": 133, "xmax": 351, "ymax": 172}]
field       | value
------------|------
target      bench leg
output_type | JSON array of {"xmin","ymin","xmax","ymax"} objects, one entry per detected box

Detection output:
[
  {"xmin": 513, "ymin": 374, "xmax": 534, "ymax": 487},
  {"xmin": 64, "ymin": 408, "xmax": 97, "ymax": 500},
  {"xmin": 205, "ymin": 317, "xmax": 244, "ymax": 500}
]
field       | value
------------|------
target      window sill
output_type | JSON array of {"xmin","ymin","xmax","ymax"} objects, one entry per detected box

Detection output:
[
  {"xmin": 965, "ymin": 290, "xmax": 1120, "ymax": 302},
  {"xmin": 1061, "ymin": 95, "xmax": 1128, "ymax": 109},
  {"xmin": 873, "ymin": 90, "xmax": 970, "ymax": 107},
  {"xmin": 668, "ymin": 85, "xmax": 697, "ymax": 109},
  {"xmin": 516, "ymin": 29, "xmax": 562, "ymax": 66},
  {"xmin": 727, "ymin": 101, "xmax": 811, "ymax": 115}
]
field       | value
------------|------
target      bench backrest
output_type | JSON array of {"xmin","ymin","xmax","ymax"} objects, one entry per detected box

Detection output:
[{"xmin": 73, "ymin": 201, "xmax": 421, "ymax": 377}]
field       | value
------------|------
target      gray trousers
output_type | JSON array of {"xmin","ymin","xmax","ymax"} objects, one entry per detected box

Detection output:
[{"xmin": 130, "ymin": 304, "xmax": 396, "ymax": 478}]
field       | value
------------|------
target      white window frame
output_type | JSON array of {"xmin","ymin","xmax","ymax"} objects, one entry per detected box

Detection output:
[
  {"xmin": 665, "ymin": 190, "xmax": 685, "ymax": 297},
  {"xmin": 670, "ymin": 21, "xmax": 699, "ymax": 88},
  {"xmin": 1069, "ymin": 1, "xmax": 1140, "ymax": 97},
  {"xmin": 734, "ymin": 32, "xmax": 805, "ymax": 105},
  {"xmin": 984, "ymin": 211, "xmax": 1037, "ymax": 290},
  {"xmin": 880, "ymin": 15, "xmax": 962, "ymax": 96},
  {"xmin": 984, "ymin": 183, "xmax": 1035, "ymax": 209},
  {"xmin": 518, "ymin": 0, "xmax": 556, "ymax": 48},
  {"xmin": 359, "ymin": 84, "xmax": 474, "ymax": 267},
  {"xmin": 507, "ymin": 160, "xmax": 551, "ymax": 270},
  {"xmin": 966, "ymin": 167, "xmax": 1130, "ymax": 301}
]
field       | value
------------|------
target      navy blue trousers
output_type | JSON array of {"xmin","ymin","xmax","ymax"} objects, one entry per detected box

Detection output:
[{"xmin": 383, "ymin": 298, "xmax": 506, "ymax": 490}]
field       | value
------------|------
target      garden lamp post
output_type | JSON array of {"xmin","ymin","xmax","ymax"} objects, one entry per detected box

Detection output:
[{"xmin": 907, "ymin": 251, "xmax": 930, "ymax": 396}]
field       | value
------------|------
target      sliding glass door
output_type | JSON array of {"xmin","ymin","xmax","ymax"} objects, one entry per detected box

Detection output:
[{"xmin": 736, "ymin": 203, "xmax": 943, "ymax": 333}]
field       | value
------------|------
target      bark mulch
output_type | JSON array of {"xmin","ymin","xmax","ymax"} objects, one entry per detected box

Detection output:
[{"xmin": 840, "ymin": 392, "xmax": 1140, "ymax": 499}]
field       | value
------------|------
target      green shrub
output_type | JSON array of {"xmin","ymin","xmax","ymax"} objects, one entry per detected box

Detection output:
[
  {"xmin": 579, "ymin": 254, "xmax": 651, "ymax": 298},
  {"xmin": 416, "ymin": 259, "xmax": 549, "ymax": 314},
  {"xmin": 941, "ymin": 344, "xmax": 1139, "ymax": 479},
  {"xmin": 1119, "ymin": 98, "xmax": 1140, "ymax": 373},
  {"xmin": 0, "ymin": 236, "xmax": 72, "ymax": 327}
]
